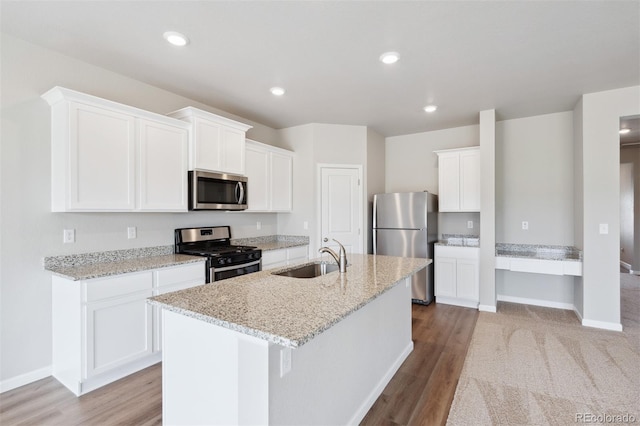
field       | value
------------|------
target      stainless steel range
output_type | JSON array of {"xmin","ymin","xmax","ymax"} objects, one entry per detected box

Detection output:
[{"xmin": 175, "ymin": 226, "xmax": 261, "ymax": 283}]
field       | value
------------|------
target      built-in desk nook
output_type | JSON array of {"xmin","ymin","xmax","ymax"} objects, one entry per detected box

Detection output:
[{"xmin": 495, "ymin": 243, "xmax": 582, "ymax": 276}]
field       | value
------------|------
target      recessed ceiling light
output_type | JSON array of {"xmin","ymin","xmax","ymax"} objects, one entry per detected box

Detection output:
[
  {"xmin": 379, "ymin": 52, "xmax": 400, "ymax": 64},
  {"xmin": 423, "ymin": 105, "xmax": 438, "ymax": 113},
  {"xmin": 163, "ymin": 31, "xmax": 189, "ymax": 47},
  {"xmin": 270, "ymin": 87, "xmax": 285, "ymax": 96},
  {"xmin": 620, "ymin": 128, "xmax": 631, "ymax": 134}
]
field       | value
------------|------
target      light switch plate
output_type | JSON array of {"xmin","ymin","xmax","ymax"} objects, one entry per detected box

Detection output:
[
  {"xmin": 256, "ymin": 221, "xmax": 262, "ymax": 230},
  {"xmin": 599, "ymin": 223, "xmax": 609, "ymax": 234},
  {"xmin": 303, "ymin": 221, "xmax": 309, "ymax": 230}
]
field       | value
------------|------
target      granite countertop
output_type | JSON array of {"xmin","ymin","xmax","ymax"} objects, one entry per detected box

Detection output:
[
  {"xmin": 232, "ymin": 235, "xmax": 309, "ymax": 251},
  {"xmin": 495, "ymin": 243, "xmax": 582, "ymax": 262},
  {"xmin": 436, "ymin": 234, "xmax": 480, "ymax": 247},
  {"xmin": 148, "ymin": 254, "xmax": 430, "ymax": 348},
  {"xmin": 44, "ymin": 245, "xmax": 205, "ymax": 281}
]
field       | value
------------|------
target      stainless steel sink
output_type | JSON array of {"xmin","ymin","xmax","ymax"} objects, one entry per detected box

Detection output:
[{"xmin": 272, "ymin": 262, "xmax": 339, "ymax": 278}]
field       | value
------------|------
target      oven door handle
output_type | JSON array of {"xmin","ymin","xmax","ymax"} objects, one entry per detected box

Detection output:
[{"xmin": 212, "ymin": 259, "xmax": 261, "ymax": 273}]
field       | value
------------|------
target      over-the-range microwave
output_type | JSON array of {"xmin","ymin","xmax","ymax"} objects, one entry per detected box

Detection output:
[{"xmin": 188, "ymin": 169, "xmax": 248, "ymax": 211}]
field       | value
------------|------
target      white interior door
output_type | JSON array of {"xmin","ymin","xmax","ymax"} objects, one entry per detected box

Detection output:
[{"xmin": 319, "ymin": 166, "xmax": 363, "ymax": 256}]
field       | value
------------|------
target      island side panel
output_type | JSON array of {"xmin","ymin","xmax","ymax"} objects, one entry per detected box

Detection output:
[
  {"xmin": 161, "ymin": 310, "xmax": 270, "ymax": 426},
  {"xmin": 268, "ymin": 277, "xmax": 413, "ymax": 425}
]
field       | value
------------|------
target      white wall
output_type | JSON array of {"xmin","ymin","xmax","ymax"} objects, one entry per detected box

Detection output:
[
  {"xmin": 479, "ymin": 109, "xmax": 496, "ymax": 311},
  {"xmin": 578, "ymin": 85, "xmax": 640, "ymax": 328},
  {"xmin": 496, "ymin": 112, "xmax": 574, "ymax": 244},
  {"xmin": 572, "ymin": 97, "xmax": 585, "ymax": 318},
  {"xmin": 0, "ymin": 34, "xmax": 281, "ymax": 385},
  {"xmin": 385, "ymin": 125, "xmax": 480, "ymax": 237},
  {"xmin": 277, "ymin": 123, "xmax": 368, "ymax": 255},
  {"xmin": 366, "ymin": 129, "xmax": 386, "ymax": 253},
  {"xmin": 385, "ymin": 125, "xmax": 479, "ymax": 194},
  {"xmin": 619, "ymin": 146, "xmax": 640, "ymax": 269},
  {"xmin": 495, "ymin": 112, "xmax": 575, "ymax": 306}
]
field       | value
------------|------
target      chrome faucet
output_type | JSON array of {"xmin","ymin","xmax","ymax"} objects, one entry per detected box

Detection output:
[{"xmin": 319, "ymin": 238, "xmax": 348, "ymax": 273}]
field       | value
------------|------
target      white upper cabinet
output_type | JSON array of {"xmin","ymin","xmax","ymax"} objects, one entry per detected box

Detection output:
[
  {"xmin": 245, "ymin": 139, "xmax": 293, "ymax": 212},
  {"xmin": 137, "ymin": 119, "xmax": 189, "ymax": 211},
  {"xmin": 42, "ymin": 87, "xmax": 190, "ymax": 212},
  {"xmin": 167, "ymin": 107, "xmax": 252, "ymax": 175},
  {"xmin": 435, "ymin": 147, "xmax": 480, "ymax": 212}
]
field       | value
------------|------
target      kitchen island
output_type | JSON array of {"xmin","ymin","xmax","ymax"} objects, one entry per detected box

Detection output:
[{"xmin": 148, "ymin": 254, "xmax": 429, "ymax": 425}]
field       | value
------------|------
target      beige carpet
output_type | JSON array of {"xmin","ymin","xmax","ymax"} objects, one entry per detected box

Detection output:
[{"xmin": 447, "ymin": 274, "xmax": 640, "ymax": 425}]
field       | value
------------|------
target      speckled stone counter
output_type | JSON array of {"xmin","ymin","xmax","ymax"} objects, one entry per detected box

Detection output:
[
  {"xmin": 495, "ymin": 243, "xmax": 583, "ymax": 276},
  {"xmin": 436, "ymin": 234, "xmax": 480, "ymax": 247},
  {"xmin": 496, "ymin": 243, "xmax": 582, "ymax": 261},
  {"xmin": 148, "ymin": 254, "xmax": 429, "ymax": 348},
  {"xmin": 231, "ymin": 235, "xmax": 309, "ymax": 251},
  {"xmin": 44, "ymin": 246, "xmax": 205, "ymax": 281}
]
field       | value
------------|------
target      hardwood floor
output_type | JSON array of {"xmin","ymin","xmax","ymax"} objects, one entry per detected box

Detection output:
[
  {"xmin": 0, "ymin": 303, "xmax": 478, "ymax": 426},
  {"xmin": 361, "ymin": 303, "xmax": 478, "ymax": 426}
]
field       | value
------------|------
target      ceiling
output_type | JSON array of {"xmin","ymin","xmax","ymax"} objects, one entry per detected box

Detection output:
[{"xmin": 1, "ymin": 1, "xmax": 638, "ymax": 137}]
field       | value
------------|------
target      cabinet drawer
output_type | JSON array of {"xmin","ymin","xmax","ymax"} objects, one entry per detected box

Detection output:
[
  {"xmin": 435, "ymin": 245, "xmax": 479, "ymax": 259},
  {"xmin": 85, "ymin": 271, "xmax": 153, "ymax": 302},
  {"xmin": 155, "ymin": 262, "xmax": 205, "ymax": 288}
]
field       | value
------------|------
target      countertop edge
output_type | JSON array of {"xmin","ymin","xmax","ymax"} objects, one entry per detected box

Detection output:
[
  {"xmin": 149, "ymin": 257, "xmax": 429, "ymax": 348},
  {"xmin": 46, "ymin": 255, "xmax": 206, "ymax": 281}
]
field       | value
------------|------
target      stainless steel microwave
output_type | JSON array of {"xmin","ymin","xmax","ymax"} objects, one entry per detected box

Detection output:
[{"xmin": 188, "ymin": 170, "xmax": 248, "ymax": 211}]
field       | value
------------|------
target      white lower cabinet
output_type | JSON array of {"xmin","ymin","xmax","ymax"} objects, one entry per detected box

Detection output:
[
  {"xmin": 52, "ymin": 261, "xmax": 205, "ymax": 396},
  {"xmin": 435, "ymin": 245, "xmax": 479, "ymax": 309},
  {"xmin": 262, "ymin": 245, "xmax": 309, "ymax": 270}
]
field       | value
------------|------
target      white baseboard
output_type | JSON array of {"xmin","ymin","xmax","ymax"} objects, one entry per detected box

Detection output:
[
  {"xmin": 497, "ymin": 294, "xmax": 575, "ymax": 311},
  {"xmin": 436, "ymin": 296, "xmax": 479, "ymax": 310},
  {"xmin": 478, "ymin": 304, "xmax": 497, "ymax": 313},
  {"xmin": 349, "ymin": 341, "xmax": 413, "ymax": 425},
  {"xmin": 573, "ymin": 306, "xmax": 584, "ymax": 322},
  {"xmin": 0, "ymin": 366, "xmax": 51, "ymax": 393},
  {"xmin": 582, "ymin": 318, "xmax": 623, "ymax": 332}
]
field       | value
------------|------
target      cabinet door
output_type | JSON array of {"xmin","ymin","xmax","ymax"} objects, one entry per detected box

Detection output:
[
  {"xmin": 437, "ymin": 153, "xmax": 460, "ymax": 212},
  {"xmin": 287, "ymin": 245, "xmax": 309, "ymax": 265},
  {"xmin": 138, "ymin": 119, "xmax": 188, "ymax": 211},
  {"xmin": 193, "ymin": 118, "xmax": 222, "ymax": 171},
  {"xmin": 262, "ymin": 249, "xmax": 287, "ymax": 270},
  {"xmin": 85, "ymin": 292, "xmax": 153, "ymax": 378},
  {"xmin": 435, "ymin": 257, "xmax": 457, "ymax": 298},
  {"xmin": 221, "ymin": 128, "xmax": 245, "ymax": 175},
  {"xmin": 245, "ymin": 145, "xmax": 270, "ymax": 211},
  {"xmin": 270, "ymin": 151, "xmax": 293, "ymax": 211},
  {"xmin": 460, "ymin": 149, "xmax": 480, "ymax": 211},
  {"xmin": 69, "ymin": 102, "xmax": 136, "ymax": 210},
  {"xmin": 456, "ymin": 259, "xmax": 479, "ymax": 301}
]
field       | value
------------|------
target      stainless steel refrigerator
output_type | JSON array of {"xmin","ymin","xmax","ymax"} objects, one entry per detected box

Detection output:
[{"xmin": 373, "ymin": 192, "xmax": 438, "ymax": 304}]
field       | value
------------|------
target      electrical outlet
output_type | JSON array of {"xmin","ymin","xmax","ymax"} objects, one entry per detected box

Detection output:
[
  {"xmin": 256, "ymin": 221, "xmax": 262, "ymax": 230},
  {"xmin": 522, "ymin": 221, "xmax": 529, "ymax": 230},
  {"xmin": 280, "ymin": 347, "xmax": 292, "ymax": 377},
  {"xmin": 467, "ymin": 220, "xmax": 473, "ymax": 229},
  {"xmin": 63, "ymin": 229, "xmax": 75, "ymax": 244},
  {"xmin": 127, "ymin": 226, "xmax": 137, "ymax": 239},
  {"xmin": 599, "ymin": 223, "xmax": 609, "ymax": 234}
]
